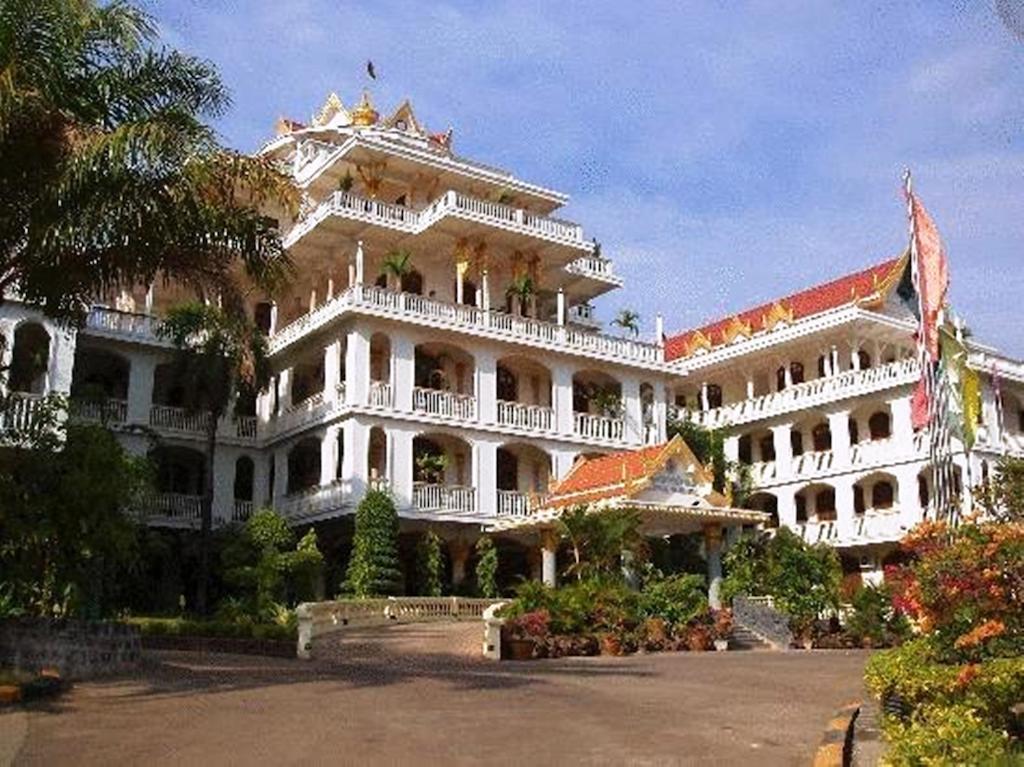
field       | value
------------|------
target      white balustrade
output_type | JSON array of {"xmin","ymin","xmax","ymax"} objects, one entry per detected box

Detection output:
[
  {"xmin": 369, "ymin": 380, "xmax": 393, "ymax": 408},
  {"xmin": 147, "ymin": 492, "xmax": 202, "ymax": 523},
  {"xmin": 233, "ymin": 499, "xmax": 254, "ymax": 522},
  {"xmin": 792, "ymin": 449, "xmax": 835, "ymax": 477},
  {"xmin": 496, "ymin": 490, "xmax": 532, "ymax": 517},
  {"xmin": 566, "ymin": 255, "xmax": 621, "ymax": 284},
  {"xmin": 149, "ymin": 404, "xmax": 212, "ymax": 434},
  {"xmin": 0, "ymin": 393, "xmax": 46, "ymax": 434},
  {"xmin": 496, "ymin": 400, "xmax": 553, "ymax": 431},
  {"xmin": 70, "ymin": 398, "xmax": 128, "ymax": 425},
  {"xmin": 277, "ymin": 480, "xmax": 349, "ymax": 522},
  {"xmin": 574, "ymin": 412, "xmax": 625, "ymax": 442},
  {"xmin": 413, "ymin": 387, "xmax": 477, "ymax": 420},
  {"xmin": 235, "ymin": 415, "xmax": 257, "ymax": 439},
  {"xmin": 412, "ymin": 483, "xmax": 477, "ymax": 514},
  {"xmin": 84, "ymin": 306, "xmax": 161, "ymax": 342},
  {"xmin": 690, "ymin": 358, "xmax": 920, "ymax": 429}
]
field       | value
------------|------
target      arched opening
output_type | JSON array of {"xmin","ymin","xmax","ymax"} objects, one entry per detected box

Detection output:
[
  {"xmin": 790, "ymin": 362, "xmax": 805, "ymax": 385},
  {"xmin": 754, "ymin": 429, "xmax": 775, "ymax": 462},
  {"xmin": 412, "ymin": 433, "xmax": 474, "ymax": 512},
  {"xmin": 917, "ymin": 471, "xmax": 931, "ymax": 511},
  {"xmin": 459, "ymin": 279, "xmax": 478, "ymax": 307},
  {"xmin": 287, "ymin": 437, "xmax": 321, "ymax": 495},
  {"xmin": 369, "ymin": 333, "xmax": 390, "ymax": 384},
  {"xmin": 368, "ymin": 426, "xmax": 387, "ymax": 485},
  {"xmin": 497, "ymin": 443, "xmax": 552, "ymax": 516},
  {"xmin": 414, "ymin": 342, "xmax": 474, "ymax": 394},
  {"xmin": 291, "ymin": 352, "xmax": 325, "ymax": 407},
  {"xmin": 8, "ymin": 322, "xmax": 50, "ymax": 394},
  {"xmin": 796, "ymin": 483, "xmax": 836, "ymax": 523},
  {"xmin": 811, "ymin": 422, "xmax": 832, "ymax": 452},
  {"xmin": 856, "ymin": 471, "xmax": 898, "ymax": 513},
  {"xmin": 401, "ymin": 269, "xmax": 423, "ymax": 295},
  {"xmin": 152, "ymin": 362, "xmax": 187, "ymax": 407},
  {"xmin": 573, "ymin": 370, "xmax": 622, "ymax": 418},
  {"xmin": 234, "ymin": 456, "xmax": 255, "ymax": 501},
  {"xmin": 496, "ymin": 355, "xmax": 552, "ymax": 407},
  {"xmin": 868, "ymin": 411, "xmax": 892, "ymax": 441},
  {"xmin": 872, "ymin": 480, "xmax": 895, "ymax": 510},
  {"xmin": 70, "ymin": 346, "xmax": 130, "ymax": 420},
  {"xmin": 737, "ymin": 434, "xmax": 753, "ymax": 464},
  {"xmin": 706, "ymin": 383, "xmax": 723, "ymax": 409},
  {"xmin": 640, "ymin": 382, "xmax": 656, "ymax": 438},
  {"xmin": 747, "ymin": 492, "xmax": 778, "ymax": 528},
  {"xmin": 776, "ymin": 362, "xmax": 803, "ymax": 391},
  {"xmin": 848, "ymin": 417, "xmax": 860, "ymax": 446},
  {"xmin": 151, "ymin": 445, "xmax": 205, "ymax": 497},
  {"xmin": 858, "ymin": 350, "xmax": 872, "ymax": 370},
  {"xmin": 791, "ymin": 428, "xmax": 805, "ymax": 457}
]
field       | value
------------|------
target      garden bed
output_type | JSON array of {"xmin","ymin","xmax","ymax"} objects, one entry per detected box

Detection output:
[{"xmin": 127, "ymin": 617, "xmax": 297, "ymax": 659}]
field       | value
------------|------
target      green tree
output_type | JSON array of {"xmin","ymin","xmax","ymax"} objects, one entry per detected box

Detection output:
[
  {"xmin": 414, "ymin": 530, "xmax": 443, "ymax": 597},
  {"xmin": 0, "ymin": 0, "xmax": 296, "ymax": 322},
  {"xmin": 158, "ymin": 303, "xmax": 269, "ymax": 614},
  {"xmin": 505, "ymin": 274, "xmax": 534, "ymax": 316},
  {"xmin": 379, "ymin": 249, "xmax": 413, "ymax": 291},
  {"xmin": 984, "ymin": 456, "xmax": 1024, "ymax": 522},
  {"xmin": 557, "ymin": 506, "xmax": 647, "ymax": 582},
  {"xmin": 666, "ymin": 416, "xmax": 728, "ymax": 492},
  {"xmin": 0, "ymin": 405, "xmax": 150, "ymax": 617},
  {"xmin": 345, "ymin": 489, "xmax": 403, "ymax": 597},
  {"xmin": 612, "ymin": 308, "xmax": 641, "ymax": 337},
  {"xmin": 475, "ymin": 537, "xmax": 499, "ymax": 598}
]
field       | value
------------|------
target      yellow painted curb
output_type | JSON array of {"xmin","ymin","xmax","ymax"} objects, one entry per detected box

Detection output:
[{"xmin": 811, "ymin": 701, "xmax": 860, "ymax": 767}]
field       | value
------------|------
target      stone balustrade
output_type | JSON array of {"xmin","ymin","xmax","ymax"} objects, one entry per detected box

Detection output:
[
  {"xmin": 412, "ymin": 387, "xmax": 477, "ymax": 421},
  {"xmin": 496, "ymin": 399, "xmax": 553, "ymax": 431},
  {"xmin": 566, "ymin": 255, "xmax": 622, "ymax": 285},
  {"xmin": 412, "ymin": 483, "xmax": 477, "ymax": 514},
  {"xmin": 277, "ymin": 480, "xmax": 350, "ymax": 523},
  {"xmin": 496, "ymin": 489, "xmax": 532, "ymax": 517},
  {"xmin": 83, "ymin": 305, "xmax": 164, "ymax": 344},
  {"xmin": 0, "ymin": 392, "xmax": 47, "ymax": 435},
  {"xmin": 71, "ymin": 397, "xmax": 128, "ymax": 425},
  {"xmin": 574, "ymin": 411, "xmax": 625, "ymax": 442},
  {"xmin": 143, "ymin": 492, "xmax": 203, "ymax": 526}
]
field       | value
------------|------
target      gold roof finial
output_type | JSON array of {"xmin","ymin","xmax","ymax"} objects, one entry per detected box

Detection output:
[{"xmin": 351, "ymin": 89, "xmax": 379, "ymax": 127}]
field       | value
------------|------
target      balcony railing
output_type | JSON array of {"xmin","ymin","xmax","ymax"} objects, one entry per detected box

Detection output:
[
  {"xmin": 149, "ymin": 404, "xmax": 212, "ymax": 434},
  {"xmin": 0, "ymin": 392, "xmax": 45, "ymax": 434},
  {"xmin": 496, "ymin": 490, "xmax": 534, "ymax": 517},
  {"xmin": 793, "ymin": 510, "xmax": 907, "ymax": 547},
  {"xmin": 146, "ymin": 492, "xmax": 202, "ymax": 524},
  {"xmin": 566, "ymin": 303, "xmax": 600, "ymax": 328},
  {"xmin": 496, "ymin": 400, "xmax": 553, "ymax": 431},
  {"xmin": 233, "ymin": 500, "xmax": 254, "ymax": 522},
  {"xmin": 84, "ymin": 306, "xmax": 162, "ymax": 343},
  {"xmin": 565, "ymin": 255, "xmax": 622, "ymax": 285},
  {"xmin": 287, "ymin": 189, "xmax": 587, "ymax": 251},
  {"xmin": 412, "ymin": 483, "xmax": 477, "ymax": 514},
  {"xmin": 574, "ymin": 412, "xmax": 625, "ymax": 442},
  {"xmin": 72, "ymin": 398, "xmax": 128, "ymax": 425},
  {"xmin": 682, "ymin": 358, "xmax": 920, "ymax": 429},
  {"xmin": 269, "ymin": 284, "xmax": 663, "ymax": 367},
  {"xmin": 369, "ymin": 380, "xmax": 392, "ymax": 408},
  {"xmin": 277, "ymin": 480, "xmax": 349, "ymax": 522},
  {"xmin": 413, "ymin": 387, "xmax": 477, "ymax": 420},
  {"xmin": 792, "ymin": 449, "xmax": 836, "ymax": 477}
]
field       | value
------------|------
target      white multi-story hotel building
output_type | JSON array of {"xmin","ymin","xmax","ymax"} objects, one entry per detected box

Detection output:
[{"xmin": 1, "ymin": 90, "xmax": 1022, "ymax": 585}]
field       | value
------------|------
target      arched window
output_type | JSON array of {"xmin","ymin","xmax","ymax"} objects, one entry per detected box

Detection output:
[
  {"xmin": 706, "ymin": 384, "xmax": 723, "ymax": 409},
  {"xmin": 918, "ymin": 474, "xmax": 930, "ymax": 509},
  {"xmin": 817, "ymin": 354, "xmax": 829, "ymax": 379},
  {"xmin": 795, "ymin": 493, "xmax": 807, "ymax": 523},
  {"xmin": 776, "ymin": 366, "xmax": 787, "ymax": 392},
  {"xmin": 458, "ymin": 279, "xmax": 478, "ymax": 307},
  {"xmin": 848, "ymin": 418, "xmax": 860, "ymax": 445},
  {"xmin": 496, "ymin": 365, "xmax": 517, "ymax": 402},
  {"xmin": 815, "ymin": 488, "xmax": 836, "ymax": 519},
  {"xmin": 287, "ymin": 438, "xmax": 321, "ymax": 495},
  {"xmin": 790, "ymin": 362, "xmax": 805, "ymax": 385},
  {"xmin": 858, "ymin": 350, "xmax": 872, "ymax": 370},
  {"xmin": 791, "ymin": 429, "xmax": 804, "ymax": 457},
  {"xmin": 872, "ymin": 481, "xmax": 895, "ymax": 509},
  {"xmin": 234, "ymin": 456, "xmax": 255, "ymax": 501},
  {"xmin": 401, "ymin": 269, "xmax": 423, "ymax": 295},
  {"xmin": 9, "ymin": 323, "xmax": 50, "ymax": 394},
  {"xmin": 737, "ymin": 434, "xmax": 753, "ymax": 465},
  {"xmin": 757, "ymin": 434, "xmax": 775, "ymax": 462},
  {"xmin": 854, "ymin": 485, "xmax": 865, "ymax": 515},
  {"xmin": 812, "ymin": 422, "xmax": 832, "ymax": 452},
  {"xmin": 868, "ymin": 411, "xmax": 891, "ymax": 440}
]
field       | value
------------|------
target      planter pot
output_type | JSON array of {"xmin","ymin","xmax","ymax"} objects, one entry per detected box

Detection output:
[
  {"xmin": 713, "ymin": 639, "xmax": 729, "ymax": 652},
  {"xmin": 600, "ymin": 635, "xmax": 623, "ymax": 656},
  {"xmin": 505, "ymin": 638, "xmax": 535, "ymax": 661}
]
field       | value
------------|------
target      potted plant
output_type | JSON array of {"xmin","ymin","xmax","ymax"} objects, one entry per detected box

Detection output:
[
  {"xmin": 686, "ymin": 622, "xmax": 712, "ymax": 651},
  {"xmin": 504, "ymin": 609, "xmax": 549, "ymax": 660},
  {"xmin": 338, "ymin": 170, "xmax": 354, "ymax": 192},
  {"xmin": 415, "ymin": 453, "xmax": 449, "ymax": 485},
  {"xmin": 379, "ymin": 249, "xmax": 413, "ymax": 292},
  {"xmin": 712, "ymin": 608, "xmax": 733, "ymax": 651},
  {"xmin": 505, "ymin": 274, "xmax": 534, "ymax": 317}
]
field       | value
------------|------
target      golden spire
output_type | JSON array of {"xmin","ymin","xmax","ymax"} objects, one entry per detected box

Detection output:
[{"xmin": 351, "ymin": 90, "xmax": 380, "ymax": 127}]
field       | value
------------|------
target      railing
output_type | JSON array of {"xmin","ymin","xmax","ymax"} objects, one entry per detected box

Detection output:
[
  {"xmin": 277, "ymin": 480, "xmax": 349, "ymax": 522},
  {"xmin": 850, "ymin": 437, "xmax": 897, "ymax": 466},
  {"xmin": 412, "ymin": 483, "xmax": 477, "ymax": 514},
  {"xmin": 0, "ymin": 392, "xmax": 46, "ymax": 433},
  {"xmin": 792, "ymin": 449, "xmax": 835, "ymax": 477},
  {"xmin": 235, "ymin": 415, "xmax": 257, "ymax": 439},
  {"xmin": 574, "ymin": 412, "xmax": 625, "ymax": 442},
  {"xmin": 685, "ymin": 358, "xmax": 920, "ymax": 429},
  {"xmin": 233, "ymin": 499, "xmax": 254, "ymax": 522},
  {"xmin": 566, "ymin": 255, "xmax": 621, "ymax": 284},
  {"xmin": 643, "ymin": 422, "xmax": 660, "ymax": 445},
  {"xmin": 84, "ymin": 306, "xmax": 161, "ymax": 343},
  {"xmin": 412, "ymin": 387, "xmax": 477, "ymax": 420},
  {"xmin": 146, "ymin": 492, "xmax": 202, "ymax": 523},
  {"xmin": 369, "ymin": 380, "xmax": 392, "ymax": 408},
  {"xmin": 497, "ymin": 490, "xmax": 532, "ymax": 517},
  {"xmin": 496, "ymin": 400, "xmax": 553, "ymax": 431},
  {"xmin": 269, "ymin": 284, "xmax": 663, "ymax": 367},
  {"xmin": 567, "ymin": 303, "xmax": 599, "ymax": 327},
  {"xmin": 71, "ymin": 398, "xmax": 128, "ymax": 425},
  {"xmin": 149, "ymin": 404, "xmax": 211, "ymax": 434},
  {"xmin": 269, "ymin": 391, "xmax": 333, "ymax": 439}
]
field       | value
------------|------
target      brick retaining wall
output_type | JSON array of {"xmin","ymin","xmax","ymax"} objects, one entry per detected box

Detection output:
[{"xmin": 0, "ymin": 618, "xmax": 141, "ymax": 679}]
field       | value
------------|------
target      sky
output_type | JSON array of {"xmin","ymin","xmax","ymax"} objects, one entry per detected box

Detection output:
[{"xmin": 148, "ymin": 1, "xmax": 1024, "ymax": 356}]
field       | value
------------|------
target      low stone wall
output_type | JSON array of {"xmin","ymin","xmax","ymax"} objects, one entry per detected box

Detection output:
[
  {"xmin": 0, "ymin": 618, "xmax": 141, "ymax": 679},
  {"xmin": 142, "ymin": 635, "xmax": 294, "ymax": 658},
  {"xmin": 733, "ymin": 595, "xmax": 793, "ymax": 650}
]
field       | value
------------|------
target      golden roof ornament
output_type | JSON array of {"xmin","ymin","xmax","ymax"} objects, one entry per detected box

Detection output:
[{"xmin": 351, "ymin": 90, "xmax": 380, "ymax": 127}]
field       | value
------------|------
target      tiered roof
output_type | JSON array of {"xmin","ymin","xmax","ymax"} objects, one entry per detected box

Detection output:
[{"xmin": 664, "ymin": 254, "xmax": 908, "ymax": 361}]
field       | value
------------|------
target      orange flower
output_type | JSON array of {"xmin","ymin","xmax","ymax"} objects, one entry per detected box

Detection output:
[
  {"xmin": 956, "ymin": 664, "xmax": 980, "ymax": 688},
  {"xmin": 953, "ymin": 619, "xmax": 1006, "ymax": 650}
]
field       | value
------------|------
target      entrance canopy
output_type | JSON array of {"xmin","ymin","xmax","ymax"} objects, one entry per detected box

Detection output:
[{"xmin": 489, "ymin": 436, "xmax": 769, "ymax": 537}]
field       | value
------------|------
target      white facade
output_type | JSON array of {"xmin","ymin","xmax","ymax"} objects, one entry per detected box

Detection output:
[{"xmin": 2, "ymin": 90, "xmax": 1022, "ymax": 576}]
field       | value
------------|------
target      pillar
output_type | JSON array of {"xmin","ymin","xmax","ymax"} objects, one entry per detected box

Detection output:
[
  {"xmin": 474, "ymin": 438, "xmax": 499, "ymax": 517},
  {"xmin": 540, "ymin": 529, "xmax": 558, "ymax": 588},
  {"xmin": 449, "ymin": 540, "xmax": 472, "ymax": 586},
  {"xmin": 831, "ymin": 345, "xmax": 840, "ymax": 377},
  {"xmin": 278, "ymin": 367, "xmax": 293, "ymax": 413},
  {"xmin": 389, "ymin": 427, "xmax": 416, "ymax": 507},
  {"xmin": 771, "ymin": 423, "xmax": 793, "ymax": 476},
  {"xmin": 889, "ymin": 395, "xmax": 915, "ymax": 454},
  {"xmin": 622, "ymin": 376, "xmax": 642, "ymax": 444},
  {"xmin": 476, "ymin": 349, "xmax": 497, "ymax": 424},
  {"xmin": 391, "ymin": 334, "xmax": 414, "ymax": 412},
  {"xmin": 827, "ymin": 409, "xmax": 851, "ymax": 466},
  {"xmin": 481, "ymin": 270, "xmax": 490, "ymax": 312},
  {"xmin": 704, "ymin": 524, "xmax": 723, "ymax": 610},
  {"xmin": 553, "ymin": 364, "xmax": 575, "ymax": 435},
  {"xmin": 850, "ymin": 344, "xmax": 862, "ymax": 371},
  {"xmin": 746, "ymin": 377, "xmax": 755, "ymax": 400},
  {"xmin": 145, "ymin": 284, "xmax": 154, "ymax": 314},
  {"xmin": 126, "ymin": 353, "xmax": 157, "ymax": 425},
  {"xmin": 320, "ymin": 426, "xmax": 339, "ymax": 485},
  {"xmin": 323, "ymin": 340, "xmax": 341, "ymax": 403},
  {"xmin": 700, "ymin": 382, "xmax": 709, "ymax": 411},
  {"xmin": 655, "ymin": 313, "xmax": 664, "ymax": 347},
  {"xmin": 272, "ymin": 447, "xmax": 288, "ymax": 500},
  {"xmin": 776, "ymin": 490, "xmax": 797, "ymax": 529},
  {"xmin": 556, "ymin": 288, "xmax": 565, "ymax": 326},
  {"xmin": 455, "ymin": 265, "xmax": 464, "ymax": 304},
  {"xmin": 268, "ymin": 302, "xmax": 278, "ymax": 336},
  {"xmin": 723, "ymin": 435, "xmax": 740, "ymax": 464},
  {"xmin": 344, "ymin": 326, "xmax": 371, "ymax": 405},
  {"xmin": 355, "ymin": 240, "xmax": 365, "ymax": 285},
  {"xmin": 342, "ymin": 420, "xmax": 370, "ymax": 497},
  {"xmin": 834, "ymin": 475, "xmax": 856, "ymax": 540}
]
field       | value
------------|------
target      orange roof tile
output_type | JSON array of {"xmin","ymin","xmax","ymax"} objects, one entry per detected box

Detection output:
[{"xmin": 664, "ymin": 255, "xmax": 907, "ymax": 361}]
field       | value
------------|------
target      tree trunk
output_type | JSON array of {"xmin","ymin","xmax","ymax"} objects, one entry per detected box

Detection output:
[{"xmin": 196, "ymin": 412, "xmax": 218, "ymax": 616}]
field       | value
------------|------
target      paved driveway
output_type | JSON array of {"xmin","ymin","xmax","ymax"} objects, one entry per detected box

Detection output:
[{"xmin": 7, "ymin": 624, "xmax": 868, "ymax": 766}]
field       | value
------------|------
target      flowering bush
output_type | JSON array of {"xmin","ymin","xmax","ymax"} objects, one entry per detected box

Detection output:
[
  {"xmin": 505, "ymin": 609, "xmax": 550, "ymax": 642},
  {"xmin": 886, "ymin": 520, "xmax": 1024, "ymax": 662}
]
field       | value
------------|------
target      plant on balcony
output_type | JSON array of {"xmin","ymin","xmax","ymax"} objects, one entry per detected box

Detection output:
[
  {"xmin": 589, "ymin": 387, "xmax": 623, "ymax": 419},
  {"xmin": 344, "ymin": 489, "xmax": 403, "ymax": 597},
  {"xmin": 612, "ymin": 308, "xmax": 641, "ymax": 338},
  {"xmin": 415, "ymin": 453, "xmax": 449, "ymax": 485},
  {"xmin": 338, "ymin": 169, "xmax": 354, "ymax": 192},
  {"xmin": 414, "ymin": 529, "xmax": 444, "ymax": 597},
  {"xmin": 475, "ymin": 537, "xmax": 500, "ymax": 598},
  {"xmin": 505, "ymin": 274, "xmax": 534, "ymax": 317},
  {"xmin": 379, "ymin": 249, "xmax": 413, "ymax": 291},
  {"xmin": 159, "ymin": 302, "xmax": 269, "ymax": 615},
  {"xmin": 0, "ymin": 0, "xmax": 296, "ymax": 325}
]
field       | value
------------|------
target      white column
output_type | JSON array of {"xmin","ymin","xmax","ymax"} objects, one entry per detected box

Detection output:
[
  {"xmin": 889, "ymin": 395, "xmax": 915, "ymax": 454},
  {"xmin": 746, "ymin": 377, "xmax": 755, "ymax": 400},
  {"xmin": 700, "ymin": 382, "xmax": 709, "ymax": 411},
  {"xmin": 622, "ymin": 376, "xmax": 642, "ymax": 444},
  {"xmin": 556, "ymin": 289, "xmax": 565, "ymax": 326},
  {"xmin": 831, "ymin": 345, "xmax": 840, "ymax": 377},
  {"xmin": 655, "ymin": 313, "xmax": 664, "ymax": 347},
  {"xmin": 653, "ymin": 383, "xmax": 668, "ymax": 442},
  {"xmin": 320, "ymin": 426, "xmax": 339, "ymax": 485},
  {"xmin": 777, "ymin": 489, "xmax": 797, "ymax": 529},
  {"xmin": 540, "ymin": 530, "xmax": 558, "ymax": 587},
  {"xmin": 278, "ymin": 367, "xmax": 293, "ymax": 413},
  {"xmin": 355, "ymin": 240, "xmax": 365, "ymax": 285},
  {"xmin": 550, "ymin": 448, "xmax": 579, "ymax": 483},
  {"xmin": 475, "ymin": 438, "xmax": 499, "ymax": 517},
  {"xmin": 895, "ymin": 463, "xmax": 924, "ymax": 529},
  {"xmin": 389, "ymin": 427, "xmax": 416, "ymax": 508},
  {"xmin": 784, "ymin": 363, "xmax": 794, "ymax": 389},
  {"xmin": 828, "ymin": 410, "xmax": 851, "ymax": 466},
  {"xmin": 145, "ymin": 284, "xmax": 154, "ymax": 314},
  {"xmin": 323, "ymin": 340, "xmax": 341, "ymax": 403},
  {"xmin": 212, "ymin": 448, "xmax": 236, "ymax": 524},
  {"xmin": 476, "ymin": 349, "xmax": 497, "ymax": 424},
  {"xmin": 344, "ymin": 326, "xmax": 371, "ymax": 406},
  {"xmin": 272, "ymin": 447, "xmax": 288, "ymax": 501},
  {"xmin": 268, "ymin": 302, "xmax": 278, "ymax": 336},
  {"xmin": 455, "ymin": 266, "xmax": 464, "ymax": 304},
  {"xmin": 480, "ymin": 270, "xmax": 490, "ymax": 312},
  {"xmin": 553, "ymin": 364, "xmax": 575, "ymax": 435},
  {"xmin": 342, "ymin": 419, "xmax": 370, "ymax": 497},
  {"xmin": 772, "ymin": 423, "xmax": 794, "ymax": 477},
  {"xmin": 723, "ymin": 435, "xmax": 740, "ymax": 464},
  {"xmin": 704, "ymin": 525, "xmax": 723, "ymax": 610},
  {"xmin": 834, "ymin": 474, "xmax": 856, "ymax": 540},
  {"xmin": 126, "ymin": 353, "xmax": 157, "ymax": 425},
  {"xmin": 850, "ymin": 344, "xmax": 862, "ymax": 371},
  {"xmin": 392, "ymin": 334, "xmax": 414, "ymax": 412},
  {"xmin": 252, "ymin": 455, "xmax": 269, "ymax": 507}
]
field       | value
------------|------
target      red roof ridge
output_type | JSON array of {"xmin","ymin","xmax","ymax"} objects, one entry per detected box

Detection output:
[{"xmin": 664, "ymin": 254, "xmax": 907, "ymax": 361}]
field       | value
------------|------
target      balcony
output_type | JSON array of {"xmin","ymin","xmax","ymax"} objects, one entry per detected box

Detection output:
[
  {"xmin": 144, "ymin": 492, "xmax": 202, "ymax": 527},
  {"xmin": 83, "ymin": 306, "xmax": 164, "ymax": 345},
  {"xmin": 269, "ymin": 285, "xmax": 663, "ymax": 368},
  {"xmin": 682, "ymin": 358, "xmax": 920, "ymax": 429},
  {"xmin": 793, "ymin": 510, "xmax": 907, "ymax": 547},
  {"xmin": 368, "ymin": 380, "xmax": 392, "ymax": 408},
  {"xmin": 566, "ymin": 303, "xmax": 600, "ymax": 330},
  {"xmin": 413, "ymin": 387, "xmax": 477, "ymax": 421},
  {"xmin": 565, "ymin": 255, "xmax": 622, "ymax": 286},
  {"xmin": 233, "ymin": 500, "xmax": 254, "ymax": 522},
  {"xmin": 496, "ymin": 400, "xmax": 553, "ymax": 431},
  {"xmin": 412, "ymin": 483, "xmax": 477, "ymax": 514},
  {"xmin": 497, "ymin": 490, "xmax": 535, "ymax": 517},
  {"xmin": 148, "ymin": 404, "xmax": 258, "ymax": 442},
  {"xmin": 1, "ymin": 392, "xmax": 46, "ymax": 435},
  {"xmin": 574, "ymin": 412, "xmax": 625, "ymax": 442},
  {"xmin": 286, "ymin": 189, "xmax": 587, "ymax": 251},
  {"xmin": 71, "ymin": 398, "xmax": 128, "ymax": 425},
  {"xmin": 277, "ymin": 480, "xmax": 350, "ymax": 523}
]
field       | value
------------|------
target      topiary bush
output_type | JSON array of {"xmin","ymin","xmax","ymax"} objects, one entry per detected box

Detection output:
[
  {"xmin": 344, "ymin": 489, "xmax": 403, "ymax": 597},
  {"xmin": 414, "ymin": 529, "xmax": 443, "ymax": 596},
  {"xmin": 474, "ymin": 537, "xmax": 499, "ymax": 598}
]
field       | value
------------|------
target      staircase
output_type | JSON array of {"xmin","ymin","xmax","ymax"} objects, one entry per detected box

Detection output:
[{"xmin": 729, "ymin": 621, "xmax": 777, "ymax": 651}]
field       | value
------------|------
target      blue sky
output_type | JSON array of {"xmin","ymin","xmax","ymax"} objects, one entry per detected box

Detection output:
[{"xmin": 149, "ymin": 1, "xmax": 1024, "ymax": 355}]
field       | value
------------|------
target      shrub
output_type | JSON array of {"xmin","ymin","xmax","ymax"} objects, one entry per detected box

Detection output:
[
  {"xmin": 845, "ymin": 584, "xmax": 911, "ymax": 648},
  {"xmin": 126, "ymin": 616, "xmax": 296, "ymax": 642},
  {"xmin": 414, "ymin": 530, "xmax": 443, "ymax": 597},
  {"xmin": 344, "ymin": 490, "xmax": 403, "ymax": 597},
  {"xmin": 883, "ymin": 703, "xmax": 1010, "ymax": 766},
  {"xmin": 475, "ymin": 537, "xmax": 499, "ymax": 598},
  {"xmin": 639, "ymin": 573, "xmax": 708, "ymax": 629}
]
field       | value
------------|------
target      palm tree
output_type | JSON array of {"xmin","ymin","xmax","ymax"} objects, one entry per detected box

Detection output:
[
  {"xmin": 557, "ymin": 506, "xmax": 647, "ymax": 582},
  {"xmin": 379, "ymin": 249, "xmax": 413, "ymax": 291},
  {"xmin": 505, "ymin": 274, "xmax": 534, "ymax": 317},
  {"xmin": 0, "ymin": 0, "xmax": 297, "ymax": 323},
  {"xmin": 613, "ymin": 309, "xmax": 641, "ymax": 338},
  {"xmin": 158, "ymin": 303, "xmax": 269, "ymax": 615}
]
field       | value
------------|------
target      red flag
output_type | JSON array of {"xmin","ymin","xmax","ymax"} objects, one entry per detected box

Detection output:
[
  {"xmin": 910, "ymin": 193, "xmax": 949, "ymax": 361},
  {"xmin": 911, "ymin": 376, "xmax": 930, "ymax": 430}
]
